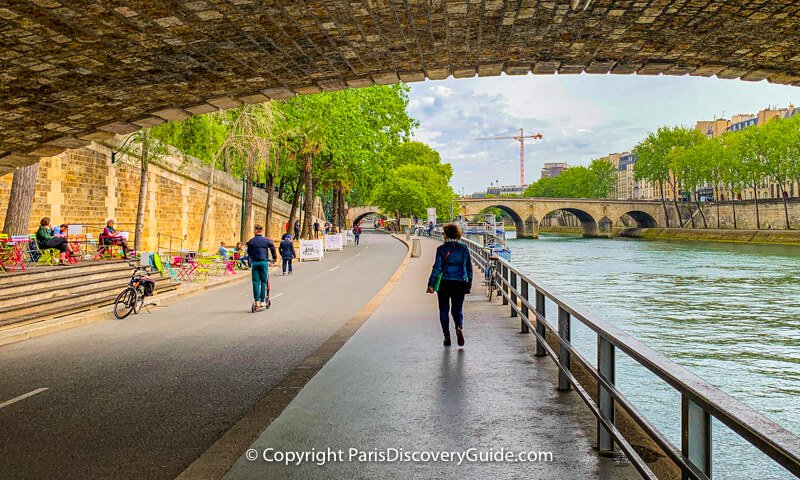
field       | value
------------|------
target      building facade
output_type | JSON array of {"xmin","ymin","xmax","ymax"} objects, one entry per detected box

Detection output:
[{"xmin": 540, "ymin": 162, "xmax": 569, "ymax": 179}]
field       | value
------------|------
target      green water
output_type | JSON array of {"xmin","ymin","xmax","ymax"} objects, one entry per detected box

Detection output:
[{"xmin": 508, "ymin": 234, "xmax": 800, "ymax": 480}]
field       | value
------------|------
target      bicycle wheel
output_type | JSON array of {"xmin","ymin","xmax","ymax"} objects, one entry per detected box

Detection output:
[
  {"xmin": 113, "ymin": 287, "xmax": 136, "ymax": 319},
  {"xmin": 132, "ymin": 287, "xmax": 145, "ymax": 314}
]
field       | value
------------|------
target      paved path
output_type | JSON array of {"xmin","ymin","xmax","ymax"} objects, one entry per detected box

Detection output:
[
  {"xmin": 227, "ymin": 236, "xmax": 638, "ymax": 479},
  {"xmin": 0, "ymin": 232, "xmax": 406, "ymax": 479}
]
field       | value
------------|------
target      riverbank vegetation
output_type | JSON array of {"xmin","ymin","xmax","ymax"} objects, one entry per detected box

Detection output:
[{"xmin": 633, "ymin": 115, "xmax": 800, "ymax": 230}]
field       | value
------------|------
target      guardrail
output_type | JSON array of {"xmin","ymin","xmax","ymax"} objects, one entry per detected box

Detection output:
[
  {"xmin": 433, "ymin": 232, "xmax": 800, "ymax": 479},
  {"xmin": 156, "ymin": 233, "xmax": 185, "ymax": 255}
]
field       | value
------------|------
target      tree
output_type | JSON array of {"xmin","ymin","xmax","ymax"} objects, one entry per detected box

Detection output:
[
  {"xmin": 588, "ymin": 158, "xmax": 617, "ymax": 198},
  {"xmin": 373, "ymin": 164, "xmax": 457, "ymax": 225},
  {"xmin": 134, "ymin": 129, "xmax": 150, "ymax": 252},
  {"xmin": 759, "ymin": 117, "xmax": 798, "ymax": 229},
  {"xmin": 2, "ymin": 163, "xmax": 39, "ymax": 235},
  {"xmin": 729, "ymin": 127, "xmax": 767, "ymax": 229}
]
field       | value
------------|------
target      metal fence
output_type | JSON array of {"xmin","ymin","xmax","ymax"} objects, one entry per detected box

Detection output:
[{"xmin": 433, "ymin": 232, "xmax": 800, "ymax": 479}]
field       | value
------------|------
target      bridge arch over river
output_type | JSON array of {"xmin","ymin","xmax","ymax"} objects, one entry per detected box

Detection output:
[
  {"xmin": 459, "ymin": 197, "xmax": 665, "ymax": 238},
  {"xmin": 2, "ymin": 1, "xmax": 800, "ymax": 173}
]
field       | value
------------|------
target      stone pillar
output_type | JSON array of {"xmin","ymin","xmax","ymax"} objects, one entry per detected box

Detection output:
[
  {"xmin": 518, "ymin": 215, "xmax": 539, "ymax": 239},
  {"xmin": 596, "ymin": 216, "xmax": 614, "ymax": 238}
]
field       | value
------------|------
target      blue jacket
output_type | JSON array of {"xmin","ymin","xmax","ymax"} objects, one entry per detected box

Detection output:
[
  {"xmin": 428, "ymin": 241, "xmax": 473, "ymax": 287},
  {"xmin": 246, "ymin": 235, "xmax": 277, "ymax": 262},
  {"xmin": 279, "ymin": 239, "xmax": 296, "ymax": 259}
]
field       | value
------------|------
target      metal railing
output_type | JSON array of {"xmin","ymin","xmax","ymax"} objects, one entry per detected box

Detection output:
[
  {"xmin": 433, "ymin": 232, "xmax": 800, "ymax": 479},
  {"xmin": 156, "ymin": 233, "xmax": 185, "ymax": 255}
]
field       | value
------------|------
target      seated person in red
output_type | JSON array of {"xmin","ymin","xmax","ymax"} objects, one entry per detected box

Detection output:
[
  {"xmin": 102, "ymin": 219, "xmax": 130, "ymax": 259},
  {"xmin": 35, "ymin": 217, "xmax": 73, "ymax": 265}
]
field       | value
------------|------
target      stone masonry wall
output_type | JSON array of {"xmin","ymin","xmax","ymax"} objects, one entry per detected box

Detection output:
[{"xmin": 0, "ymin": 142, "xmax": 322, "ymax": 251}]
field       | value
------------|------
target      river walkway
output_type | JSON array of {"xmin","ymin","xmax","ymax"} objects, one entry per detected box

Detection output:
[{"xmin": 225, "ymin": 236, "xmax": 637, "ymax": 479}]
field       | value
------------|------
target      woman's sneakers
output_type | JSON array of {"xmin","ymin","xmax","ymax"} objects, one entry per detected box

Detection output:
[
  {"xmin": 456, "ymin": 328, "xmax": 465, "ymax": 346},
  {"xmin": 443, "ymin": 337, "xmax": 451, "ymax": 347}
]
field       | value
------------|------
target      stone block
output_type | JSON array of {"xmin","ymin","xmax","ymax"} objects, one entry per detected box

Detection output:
[
  {"xmin": 131, "ymin": 116, "xmax": 166, "ymax": 128},
  {"xmin": 207, "ymin": 97, "xmax": 242, "ymax": 109},
  {"xmin": 239, "ymin": 93, "xmax": 271, "ymax": 104},
  {"xmin": 152, "ymin": 108, "xmax": 191, "ymax": 121},
  {"xmin": 185, "ymin": 103, "xmax": 219, "ymax": 115},
  {"xmin": 261, "ymin": 87, "xmax": 296, "ymax": 99},
  {"xmin": 372, "ymin": 72, "xmax": 400, "ymax": 85},
  {"xmin": 98, "ymin": 122, "xmax": 140, "ymax": 135}
]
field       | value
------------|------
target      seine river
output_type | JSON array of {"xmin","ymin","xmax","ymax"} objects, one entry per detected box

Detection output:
[{"xmin": 507, "ymin": 234, "xmax": 800, "ymax": 480}]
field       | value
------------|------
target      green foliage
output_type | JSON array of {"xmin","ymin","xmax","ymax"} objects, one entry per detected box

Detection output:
[
  {"xmin": 150, "ymin": 113, "xmax": 229, "ymax": 165},
  {"xmin": 523, "ymin": 158, "xmax": 616, "ymax": 199},
  {"xmin": 373, "ymin": 164, "xmax": 457, "ymax": 219}
]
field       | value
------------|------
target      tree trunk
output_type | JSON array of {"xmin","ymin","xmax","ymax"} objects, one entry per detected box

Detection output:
[
  {"xmin": 779, "ymin": 183, "xmax": 790, "ymax": 230},
  {"xmin": 659, "ymin": 181, "xmax": 670, "ymax": 228},
  {"xmin": 241, "ymin": 147, "xmax": 255, "ymax": 241},
  {"xmin": 731, "ymin": 190, "xmax": 738, "ymax": 229},
  {"xmin": 695, "ymin": 199, "xmax": 707, "ymax": 228},
  {"xmin": 301, "ymin": 155, "xmax": 314, "ymax": 238},
  {"xmin": 277, "ymin": 176, "xmax": 287, "ymax": 201},
  {"xmin": 330, "ymin": 186, "xmax": 339, "ymax": 228},
  {"xmin": 716, "ymin": 187, "xmax": 721, "ymax": 229},
  {"xmin": 689, "ymin": 202, "xmax": 696, "ymax": 228},
  {"xmin": 671, "ymin": 181, "xmax": 684, "ymax": 228},
  {"xmin": 338, "ymin": 185, "xmax": 346, "ymax": 228},
  {"xmin": 2, "ymin": 163, "xmax": 39, "ymax": 235},
  {"xmin": 265, "ymin": 172, "xmax": 275, "ymax": 237},
  {"xmin": 198, "ymin": 158, "xmax": 216, "ymax": 251},
  {"xmin": 134, "ymin": 130, "xmax": 149, "ymax": 252},
  {"xmin": 287, "ymin": 175, "xmax": 303, "ymax": 235},
  {"xmin": 752, "ymin": 183, "xmax": 761, "ymax": 230}
]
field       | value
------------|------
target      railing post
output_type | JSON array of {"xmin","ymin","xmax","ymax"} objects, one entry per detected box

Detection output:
[
  {"xmin": 681, "ymin": 395, "xmax": 712, "ymax": 479},
  {"xmin": 520, "ymin": 281, "xmax": 529, "ymax": 333},
  {"xmin": 501, "ymin": 264, "xmax": 508, "ymax": 305},
  {"xmin": 557, "ymin": 306, "xmax": 571, "ymax": 391},
  {"xmin": 535, "ymin": 290, "xmax": 546, "ymax": 357},
  {"xmin": 510, "ymin": 270, "xmax": 518, "ymax": 317},
  {"xmin": 597, "ymin": 337, "xmax": 615, "ymax": 452}
]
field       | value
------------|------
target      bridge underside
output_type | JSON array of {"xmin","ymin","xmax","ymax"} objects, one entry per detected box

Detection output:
[{"xmin": 2, "ymin": 1, "xmax": 800, "ymax": 172}]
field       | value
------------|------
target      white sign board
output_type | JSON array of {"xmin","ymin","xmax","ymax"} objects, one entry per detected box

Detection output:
[
  {"xmin": 427, "ymin": 207, "xmax": 437, "ymax": 224},
  {"xmin": 345, "ymin": 230, "xmax": 355, "ymax": 246},
  {"xmin": 325, "ymin": 234, "xmax": 343, "ymax": 251},
  {"xmin": 299, "ymin": 239, "xmax": 324, "ymax": 261}
]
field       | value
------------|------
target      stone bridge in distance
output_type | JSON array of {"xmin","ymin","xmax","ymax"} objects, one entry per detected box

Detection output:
[{"xmin": 349, "ymin": 198, "xmax": 667, "ymax": 238}]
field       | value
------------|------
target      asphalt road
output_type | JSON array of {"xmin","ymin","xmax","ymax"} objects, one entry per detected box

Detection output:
[{"xmin": 0, "ymin": 231, "xmax": 406, "ymax": 480}]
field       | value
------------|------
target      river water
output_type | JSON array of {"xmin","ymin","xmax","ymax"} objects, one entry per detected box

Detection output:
[{"xmin": 507, "ymin": 234, "xmax": 800, "ymax": 480}]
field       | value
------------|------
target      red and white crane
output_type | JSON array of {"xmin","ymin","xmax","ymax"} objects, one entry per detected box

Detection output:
[{"xmin": 475, "ymin": 128, "xmax": 543, "ymax": 186}]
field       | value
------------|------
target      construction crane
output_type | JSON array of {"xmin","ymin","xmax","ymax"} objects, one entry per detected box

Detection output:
[{"xmin": 475, "ymin": 129, "xmax": 543, "ymax": 186}]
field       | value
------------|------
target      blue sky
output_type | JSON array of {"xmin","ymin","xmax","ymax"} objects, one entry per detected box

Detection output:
[{"xmin": 406, "ymin": 74, "xmax": 799, "ymax": 195}]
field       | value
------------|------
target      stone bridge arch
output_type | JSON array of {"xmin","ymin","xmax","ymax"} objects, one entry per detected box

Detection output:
[
  {"xmin": 3, "ymin": 2, "xmax": 800, "ymax": 173},
  {"xmin": 460, "ymin": 198, "xmax": 667, "ymax": 238},
  {"xmin": 346, "ymin": 206, "xmax": 382, "ymax": 228}
]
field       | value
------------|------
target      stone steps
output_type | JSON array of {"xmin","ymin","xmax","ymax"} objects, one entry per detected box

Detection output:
[{"xmin": 0, "ymin": 261, "xmax": 179, "ymax": 329}]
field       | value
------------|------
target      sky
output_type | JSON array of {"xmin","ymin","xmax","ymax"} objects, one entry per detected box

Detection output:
[{"xmin": 405, "ymin": 74, "xmax": 799, "ymax": 195}]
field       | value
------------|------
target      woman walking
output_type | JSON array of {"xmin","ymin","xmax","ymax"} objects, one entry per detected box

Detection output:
[{"xmin": 427, "ymin": 224, "xmax": 473, "ymax": 347}]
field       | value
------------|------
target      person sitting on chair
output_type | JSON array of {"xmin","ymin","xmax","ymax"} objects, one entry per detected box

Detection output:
[
  {"xmin": 102, "ymin": 219, "xmax": 130, "ymax": 259},
  {"xmin": 217, "ymin": 241, "xmax": 231, "ymax": 259},
  {"xmin": 36, "ymin": 217, "xmax": 73, "ymax": 265}
]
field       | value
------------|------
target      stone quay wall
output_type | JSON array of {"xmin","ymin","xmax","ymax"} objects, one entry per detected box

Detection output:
[{"xmin": 0, "ymin": 143, "xmax": 322, "ymax": 252}]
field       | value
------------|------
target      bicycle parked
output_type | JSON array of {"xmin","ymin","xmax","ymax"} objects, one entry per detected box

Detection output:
[
  {"xmin": 484, "ymin": 254, "xmax": 501, "ymax": 302},
  {"xmin": 113, "ymin": 263, "xmax": 156, "ymax": 319}
]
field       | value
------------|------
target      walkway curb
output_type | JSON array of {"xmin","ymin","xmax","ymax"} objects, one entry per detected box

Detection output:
[
  {"xmin": 0, "ymin": 271, "xmax": 255, "ymax": 348},
  {"xmin": 176, "ymin": 234, "xmax": 412, "ymax": 480}
]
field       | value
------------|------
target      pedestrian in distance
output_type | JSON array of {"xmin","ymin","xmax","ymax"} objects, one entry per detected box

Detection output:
[
  {"xmin": 313, "ymin": 220, "xmax": 320, "ymax": 239},
  {"xmin": 246, "ymin": 225, "xmax": 277, "ymax": 311},
  {"xmin": 279, "ymin": 233, "xmax": 296, "ymax": 275},
  {"xmin": 353, "ymin": 223, "xmax": 362, "ymax": 246},
  {"xmin": 426, "ymin": 224, "xmax": 472, "ymax": 347},
  {"xmin": 293, "ymin": 220, "xmax": 300, "ymax": 240}
]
